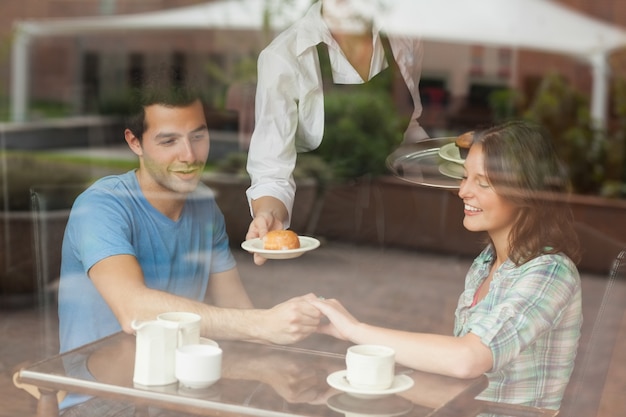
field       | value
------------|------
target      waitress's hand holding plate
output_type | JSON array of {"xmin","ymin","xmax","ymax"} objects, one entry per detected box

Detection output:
[{"xmin": 241, "ymin": 235, "xmax": 320, "ymax": 260}]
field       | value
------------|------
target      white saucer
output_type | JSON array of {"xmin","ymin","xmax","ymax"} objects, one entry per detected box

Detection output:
[
  {"xmin": 438, "ymin": 161, "xmax": 464, "ymax": 180},
  {"xmin": 327, "ymin": 393, "xmax": 414, "ymax": 417},
  {"xmin": 241, "ymin": 236, "xmax": 320, "ymax": 260},
  {"xmin": 326, "ymin": 370, "xmax": 414, "ymax": 399},
  {"xmin": 438, "ymin": 143, "xmax": 465, "ymax": 164}
]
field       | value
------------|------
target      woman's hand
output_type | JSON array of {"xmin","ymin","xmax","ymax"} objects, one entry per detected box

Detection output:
[{"xmin": 307, "ymin": 295, "xmax": 361, "ymax": 342}]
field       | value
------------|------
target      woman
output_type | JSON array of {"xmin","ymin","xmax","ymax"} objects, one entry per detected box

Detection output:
[
  {"xmin": 311, "ymin": 120, "xmax": 582, "ymax": 409},
  {"xmin": 245, "ymin": 0, "xmax": 428, "ymax": 265}
]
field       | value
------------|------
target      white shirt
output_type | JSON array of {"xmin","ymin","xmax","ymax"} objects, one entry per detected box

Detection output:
[{"xmin": 246, "ymin": 1, "xmax": 427, "ymax": 225}]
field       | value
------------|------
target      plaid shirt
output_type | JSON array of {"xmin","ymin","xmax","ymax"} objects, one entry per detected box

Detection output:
[{"xmin": 454, "ymin": 245, "xmax": 582, "ymax": 409}]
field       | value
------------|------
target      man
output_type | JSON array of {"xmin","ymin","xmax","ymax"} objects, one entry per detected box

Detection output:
[{"xmin": 58, "ymin": 72, "xmax": 322, "ymax": 414}]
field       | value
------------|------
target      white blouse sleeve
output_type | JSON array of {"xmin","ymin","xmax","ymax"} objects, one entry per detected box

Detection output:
[{"xmin": 246, "ymin": 47, "xmax": 300, "ymax": 225}]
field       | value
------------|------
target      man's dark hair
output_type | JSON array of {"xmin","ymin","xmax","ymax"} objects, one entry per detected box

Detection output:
[{"xmin": 125, "ymin": 65, "xmax": 203, "ymax": 140}]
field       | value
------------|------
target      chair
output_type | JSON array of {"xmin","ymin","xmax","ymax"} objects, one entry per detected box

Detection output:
[
  {"xmin": 12, "ymin": 184, "xmax": 84, "ymax": 403},
  {"xmin": 558, "ymin": 248, "xmax": 626, "ymax": 417},
  {"xmin": 30, "ymin": 184, "xmax": 86, "ymax": 357}
]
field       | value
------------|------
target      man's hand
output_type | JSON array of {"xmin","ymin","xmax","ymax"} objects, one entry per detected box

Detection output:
[
  {"xmin": 306, "ymin": 295, "xmax": 358, "ymax": 341},
  {"xmin": 255, "ymin": 294, "xmax": 323, "ymax": 345}
]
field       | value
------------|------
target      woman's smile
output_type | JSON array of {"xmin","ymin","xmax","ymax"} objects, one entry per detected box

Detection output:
[{"xmin": 464, "ymin": 203, "xmax": 482, "ymax": 214}]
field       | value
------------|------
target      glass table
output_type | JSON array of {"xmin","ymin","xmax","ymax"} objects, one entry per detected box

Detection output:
[{"xmin": 17, "ymin": 332, "xmax": 490, "ymax": 417}]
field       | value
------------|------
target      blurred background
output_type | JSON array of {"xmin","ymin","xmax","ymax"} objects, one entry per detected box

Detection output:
[{"xmin": 1, "ymin": 1, "xmax": 626, "ymax": 415}]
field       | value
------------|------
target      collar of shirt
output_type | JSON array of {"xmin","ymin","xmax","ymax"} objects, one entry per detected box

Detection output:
[
  {"xmin": 295, "ymin": 0, "xmax": 385, "ymax": 81},
  {"xmin": 469, "ymin": 245, "xmax": 521, "ymax": 288},
  {"xmin": 295, "ymin": 2, "xmax": 330, "ymax": 56},
  {"xmin": 460, "ymin": 245, "xmax": 513, "ymax": 310},
  {"xmin": 296, "ymin": 1, "xmax": 380, "ymax": 55}
]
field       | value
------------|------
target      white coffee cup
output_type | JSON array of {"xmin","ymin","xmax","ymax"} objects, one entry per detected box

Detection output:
[
  {"xmin": 157, "ymin": 312, "xmax": 201, "ymax": 347},
  {"xmin": 175, "ymin": 344, "xmax": 222, "ymax": 389},
  {"xmin": 345, "ymin": 344, "xmax": 395, "ymax": 390}
]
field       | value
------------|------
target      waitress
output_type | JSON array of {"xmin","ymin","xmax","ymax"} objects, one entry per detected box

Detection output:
[{"xmin": 245, "ymin": 0, "xmax": 429, "ymax": 265}]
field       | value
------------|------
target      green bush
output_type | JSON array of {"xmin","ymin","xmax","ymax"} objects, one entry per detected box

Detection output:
[
  {"xmin": 97, "ymin": 91, "xmax": 136, "ymax": 116},
  {"xmin": 311, "ymin": 90, "xmax": 405, "ymax": 180},
  {"xmin": 30, "ymin": 100, "xmax": 73, "ymax": 119},
  {"xmin": 0, "ymin": 153, "xmax": 93, "ymax": 211},
  {"xmin": 214, "ymin": 152, "xmax": 249, "ymax": 176},
  {"xmin": 489, "ymin": 88, "xmax": 524, "ymax": 123},
  {"xmin": 522, "ymin": 73, "xmax": 624, "ymax": 197},
  {"xmin": 294, "ymin": 153, "xmax": 333, "ymax": 188},
  {"xmin": 215, "ymin": 151, "xmax": 332, "ymax": 186}
]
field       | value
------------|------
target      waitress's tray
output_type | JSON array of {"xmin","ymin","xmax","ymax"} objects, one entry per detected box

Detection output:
[{"xmin": 386, "ymin": 137, "xmax": 463, "ymax": 189}]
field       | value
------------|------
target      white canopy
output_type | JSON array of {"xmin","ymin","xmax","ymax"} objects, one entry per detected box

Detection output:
[
  {"xmin": 11, "ymin": 0, "xmax": 626, "ymax": 126},
  {"xmin": 381, "ymin": 0, "xmax": 626, "ymax": 59},
  {"xmin": 378, "ymin": 0, "xmax": 626, "ymax": 128},
  {"xmin": 14, "ymin": 0, "xmax": 311, "ymax": 36}
]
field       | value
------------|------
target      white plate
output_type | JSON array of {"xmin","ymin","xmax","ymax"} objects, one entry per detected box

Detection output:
[
  {"xmin": 326, "ymin": 370, "xmax": 414, "ymax": 399},
  {"xmin": 240, "ymin": 236, "xmax": 320, "ymax": 260},
  {"xmin": 438, "ymin": 161, "xmax": 464, "ymax": 180},
  {"xmin": 386, "ymin": 140, "xmax": 461, "ymax": 189},
  {"xmin": 438, "ymin": 143, "xmax": 465, "ymax": 164}
]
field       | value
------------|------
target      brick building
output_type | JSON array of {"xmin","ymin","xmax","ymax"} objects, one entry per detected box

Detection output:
[
  {"xmin": 1, "ymin": 0, "xmax": 262, "ymax": 120},
  {"xmin": 2, "ymin": 0, "xmax": 626, "ymax": 131}
]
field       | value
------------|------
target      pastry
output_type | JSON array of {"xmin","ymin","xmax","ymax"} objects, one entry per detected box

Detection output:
[
  {"xmin": 455, "ymin": 131, "xmax": 474, "ymax": 159},
  {"xmin": 263, "ymin": 230, "xmax": 301, "ymax": 250}
]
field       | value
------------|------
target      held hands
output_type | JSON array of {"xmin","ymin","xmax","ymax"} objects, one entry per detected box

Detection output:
[
  {"xmin": 258, "ymin": 294, "xmax": 323, "ymax": 345},
  {"xmin": 305, "ymin": 294, "xmax": 360, "ymax": 342}
]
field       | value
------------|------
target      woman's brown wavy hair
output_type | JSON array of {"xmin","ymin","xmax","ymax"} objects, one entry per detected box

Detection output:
[{"xmin": 472, "ymin": 120, "xmax": 581, "ymax": 265}]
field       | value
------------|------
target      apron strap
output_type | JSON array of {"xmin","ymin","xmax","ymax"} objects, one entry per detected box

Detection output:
[
  {"xmin": 315, "ymin": 34, "xmax": 399, "ymax": 89},
  {"xmin": 316, "ymin": 42, "xmax": 333, "ymax": 90}
]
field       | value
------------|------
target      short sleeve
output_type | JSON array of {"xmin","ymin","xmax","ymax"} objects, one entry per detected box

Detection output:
[
  {"xmin": 66, "ymin": 187, "xmax": 136, "ymax": 274},
  {"xmin": 466, "ymin": 258, "xmax": 580, "ymax": 371}
]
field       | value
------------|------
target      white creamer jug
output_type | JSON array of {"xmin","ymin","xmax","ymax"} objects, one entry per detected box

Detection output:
[
  {"xmin": 132, "ymin": 320, "xmax": 179, "ymax": 386},
  {"xmin": 156, "ymin": 312, "xmax": 201, "ymax": 347}
]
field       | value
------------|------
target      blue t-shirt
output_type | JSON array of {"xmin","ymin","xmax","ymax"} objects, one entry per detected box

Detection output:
[{"xmin": 58, "ymin": 171, "xmax": 236, "ymax": 354}]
